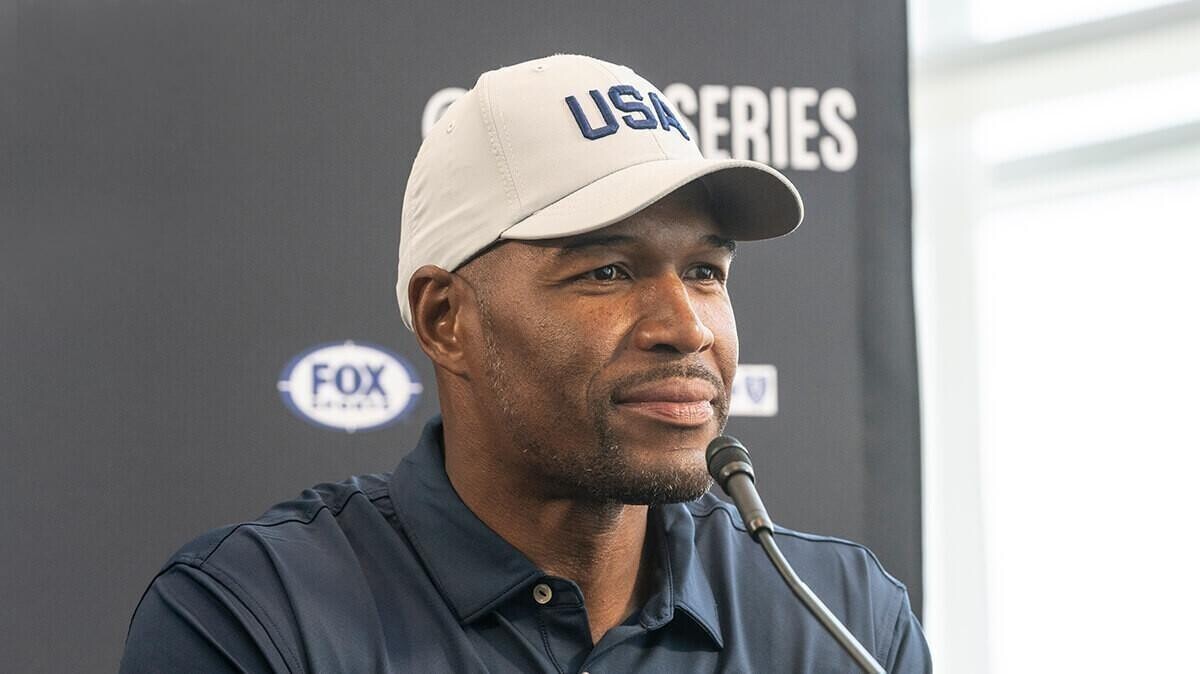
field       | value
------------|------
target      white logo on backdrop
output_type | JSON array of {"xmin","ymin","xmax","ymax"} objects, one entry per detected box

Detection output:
[
  {"xmin": 277, "ymin": 341, "xmax": 423, "ymax": 433},
  {"xmin": 730, "ymin": 364, "xmax": 778, "ymax": 417}
]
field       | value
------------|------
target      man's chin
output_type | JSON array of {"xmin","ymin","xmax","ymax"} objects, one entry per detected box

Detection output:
[
  {"xmin": 595, "ymin": 447, "xmax": 713, "ymax": 505},
  {"xmin": 590, "ymin": 471, "xmax": 714, "ymax": 506},
  {"xmin": 581, "ymin": 403, "xmax": 725, "ymax": 504}
]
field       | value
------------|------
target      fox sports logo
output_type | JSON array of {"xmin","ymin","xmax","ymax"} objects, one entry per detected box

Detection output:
[{"xmin": 277, "ymin": 341, "xmax": 423, "ymax": 433}]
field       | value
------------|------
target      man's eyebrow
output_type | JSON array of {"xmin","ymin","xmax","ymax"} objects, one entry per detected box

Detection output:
[
  {"xmin": 553, "ymin": 232, "xmax": 737, "ymax": 257},
  {"xmin": 704, "ymin": 235, "xmax": 737, "ymax": 256},
  {"xmin": 554, "ymin": 234, "xmax": 638, "ymax": 257}
]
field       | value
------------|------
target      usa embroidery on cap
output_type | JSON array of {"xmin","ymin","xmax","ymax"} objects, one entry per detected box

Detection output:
[{"xmin": 565, "ymin": 85, "xmax": 690, "ymax": 141}]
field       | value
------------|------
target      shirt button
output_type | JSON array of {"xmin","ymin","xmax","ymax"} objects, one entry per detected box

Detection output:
[{"xmin": 532, "ymin": 583, "xmax": 553, "ymax": 605}]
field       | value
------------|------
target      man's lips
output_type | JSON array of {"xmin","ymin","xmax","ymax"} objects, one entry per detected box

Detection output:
[
  {"xmin": 615, "ymin": 378, "xmax": 719, "ymax": 404},
  {"xmin": 613, "ymin": 378, "xmax": 718, "ymax": 426}
]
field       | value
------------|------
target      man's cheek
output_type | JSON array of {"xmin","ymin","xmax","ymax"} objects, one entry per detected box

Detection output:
[{"xmin": 705, "ymin": 305, "xmax": 738, "ymax": 350}]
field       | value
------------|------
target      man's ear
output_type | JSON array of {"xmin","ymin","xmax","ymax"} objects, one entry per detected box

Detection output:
[{"xmin": 408, "ymin": 265, "xmax": 473, "ymax": 377}]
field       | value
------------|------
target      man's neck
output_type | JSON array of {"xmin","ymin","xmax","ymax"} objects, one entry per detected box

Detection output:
[{"xmin": 442, "ymin": 419, "xmax": 655, "ymax": 645}]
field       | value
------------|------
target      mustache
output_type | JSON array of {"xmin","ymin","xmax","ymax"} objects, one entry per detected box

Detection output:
[{"xmin": 607, "ymin": 362, "xmax": 729, "ymax": 412}]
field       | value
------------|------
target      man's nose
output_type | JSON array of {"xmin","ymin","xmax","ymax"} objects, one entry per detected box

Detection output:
[{"xmin": 631, "ymin": 275, "xmax": 716, "ymax": 354}]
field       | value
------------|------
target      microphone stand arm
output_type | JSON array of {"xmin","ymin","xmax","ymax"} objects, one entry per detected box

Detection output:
[
  {"xmin": 714, "ymin": 449, "xmax": 885, "ymax": 674},
  {"xmin": 756, "ymin": 529, "xmax": 886, "ymax": 674}
]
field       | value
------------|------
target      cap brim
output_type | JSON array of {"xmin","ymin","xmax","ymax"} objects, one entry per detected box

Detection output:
[{"xmin": 499, "ymin": 158, "xmax": 803, "ymax": 242}]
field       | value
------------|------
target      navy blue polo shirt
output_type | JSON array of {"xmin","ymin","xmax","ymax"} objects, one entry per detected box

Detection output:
[{"xmin": 121, "ymin": 417, "xmax": 930, "ymax": 673}]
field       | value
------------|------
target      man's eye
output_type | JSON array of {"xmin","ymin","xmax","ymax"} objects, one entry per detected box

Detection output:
[
  {"xmin": 583, "ymin": 264, "xmax": 628, "ymax": 282},
  {"xmin": 686, "ymin": 264, "xmax": 725, "ymax": 282}
]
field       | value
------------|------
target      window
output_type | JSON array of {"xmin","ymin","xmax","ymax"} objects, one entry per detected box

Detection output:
[{"xmin": 911, "ymin": 1, "xmax": 1200, "ymax": 671}]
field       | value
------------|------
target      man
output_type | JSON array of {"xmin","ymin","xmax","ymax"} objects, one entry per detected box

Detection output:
[{"xmin": 121, "ymin": 54, "xmax": 930, "ymax": 673}]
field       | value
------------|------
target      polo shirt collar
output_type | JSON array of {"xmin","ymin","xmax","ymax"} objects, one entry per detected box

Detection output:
[
  {"xmin": 645, "ymin": 500, "xmax": 725, "ymax": 648},
  {"xmin": 388, "ymin": 416, "xmax": 724, "ymax": 648},
  {"xmin": 388, "ymin": 417, "xmax": 542, "ymax": 623}
]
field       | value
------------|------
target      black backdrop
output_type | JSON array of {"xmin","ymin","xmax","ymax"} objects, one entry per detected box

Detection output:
[{"xmin": 2, "ymin": 2, "xmax": 920, "ymax": 671}]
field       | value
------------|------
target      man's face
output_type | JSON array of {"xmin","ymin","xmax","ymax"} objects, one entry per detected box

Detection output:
[{"xmin": 457, "ymin": 183, "xmax": 738, "ymax": 505}]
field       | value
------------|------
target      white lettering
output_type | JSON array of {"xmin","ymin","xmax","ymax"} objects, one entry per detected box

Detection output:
[
  {"xmin": 819, "ymin": 87, "xmax": 858, "ymax": 172},
  {"xmin": 698, "ymin": 85, "xmax": 731, "ymax": 159},
  {"xmin": 419, "ymin": 82, "xmax": 859, "ymax": 172},
  {"xmin": 730, "ymin": 86, "xmax": 770, "ymax": 162},
  {"xmin": 769, "ymin": 87, "xmax": 789, "ymax": 169},
  {"xmin": 788, "ymin": 87, "xmax": 821, "ymax": 171}
]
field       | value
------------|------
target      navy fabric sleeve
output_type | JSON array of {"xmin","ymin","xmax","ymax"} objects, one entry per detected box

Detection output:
[
  {"xmin": 885, "ymin": 589, "xmax": 933, "ymax": 674},
  {"xmin": 120, "ymin": 564, "xmax": 290, "ymax": 674}
]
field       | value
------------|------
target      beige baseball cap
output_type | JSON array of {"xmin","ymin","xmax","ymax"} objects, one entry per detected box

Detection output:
[{"xmin": 396, "ymin": 53, "xmax": 804, "ymax": 330}]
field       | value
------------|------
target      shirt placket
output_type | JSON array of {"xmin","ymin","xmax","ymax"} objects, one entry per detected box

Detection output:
[{"xmin": 527, "ymin": 576, "xmax": 594, "ymax": 673}]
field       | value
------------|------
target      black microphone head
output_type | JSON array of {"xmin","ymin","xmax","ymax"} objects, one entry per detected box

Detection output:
[{"xmin": 706, "ymin": 435, "xmax": 753, "ymax": 486}]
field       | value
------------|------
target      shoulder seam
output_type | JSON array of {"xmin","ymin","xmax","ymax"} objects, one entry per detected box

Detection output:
[
  {"xmin": 195, "ymin": 488, "xmax": 376, "ymax": 566},
  {"xmin": 690, "ymin": 498, "xmax": 908, "ymax": 592}
]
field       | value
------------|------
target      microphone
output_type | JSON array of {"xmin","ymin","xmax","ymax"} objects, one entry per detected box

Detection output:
[
  {"xmin": 706, "ymin": 436, "xmax": 886, "ymax": 674},
  {"xmin": 705, "ymin": 435, "xmax": 776, "ymax": 539}
]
